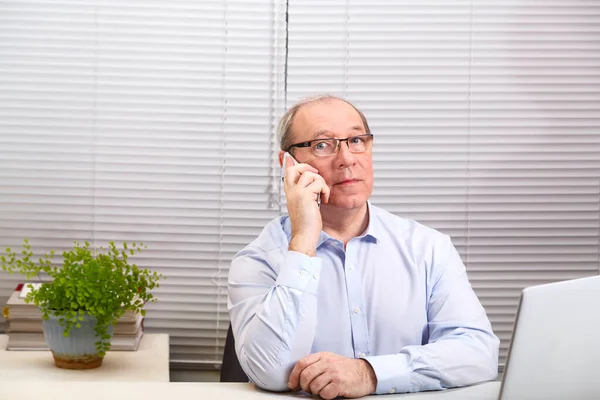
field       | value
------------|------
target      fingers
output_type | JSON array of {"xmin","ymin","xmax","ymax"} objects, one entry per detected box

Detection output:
[
  {"xmin": 288, "ymin": 353, "xmax": 321, "ymax": 390},
  {"xmin": 282, "ymin": 159, "xmax": 331, "ymax": 205},
  {"xmin": 319, "ymin": 179, "xmax": 331, "ymax": 204},
  {"xmin": 319, "ymin": 383, "xmax": 340, "ymax": 400},
  {"xmin": 307, "ymin": 180, "xmax": 328, "ymax": 202},
  {"xmin": 297, "ymin": 170, "xmax": 322, "ymax": 188},
  {"xmin": 284, "ymin": 163, "xmax": 318, "ymax": 188},
  {"xmin": 299, "ymin": 362, "xmax": 326, "ymax": 393},
  {"xmin": 287, "ymin": 168, "xmax": 330, "ymax": 205},
  {"xmin": 308, "ymin": 372, "xmax": 332, "ymax": 397},
  {"xmin": 290, "ymin": 353, "xmax": 373, "ymax": 399}
]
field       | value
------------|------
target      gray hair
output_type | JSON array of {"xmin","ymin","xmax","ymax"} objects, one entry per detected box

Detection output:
[{"xmin": 277, "ymin": 94, "xmax": 371, "ymax": 152}]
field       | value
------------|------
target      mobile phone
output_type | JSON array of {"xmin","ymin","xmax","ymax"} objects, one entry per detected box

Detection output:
[{"xmin": 281, "ymin": 152, "xmax": 321, "ymax": 208}]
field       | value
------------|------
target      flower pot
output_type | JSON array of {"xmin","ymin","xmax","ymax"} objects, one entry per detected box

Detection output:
[{"xmin": 42, "ymin": 313, "xmax": 114, "ymax": 370}]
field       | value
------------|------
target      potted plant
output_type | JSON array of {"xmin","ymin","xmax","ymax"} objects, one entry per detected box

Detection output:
[{"xmin": 1, "ymin": 239, "xmax": 164, "ymax": 370}]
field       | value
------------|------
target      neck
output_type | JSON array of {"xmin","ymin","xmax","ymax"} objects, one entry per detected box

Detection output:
[{"xmin": 321, "ymin": 202, "xmax": 369, "ymax": 246}]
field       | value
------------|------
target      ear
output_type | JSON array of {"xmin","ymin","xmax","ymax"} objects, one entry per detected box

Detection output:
[{"xmin": 278, "ymin": 150, "xmax": 285, "ymax": 167}]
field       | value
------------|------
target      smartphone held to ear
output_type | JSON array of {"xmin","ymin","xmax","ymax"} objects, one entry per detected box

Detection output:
[{"xmin": 281, "ymin": 152, "xmax": 321, "ymax": 208}]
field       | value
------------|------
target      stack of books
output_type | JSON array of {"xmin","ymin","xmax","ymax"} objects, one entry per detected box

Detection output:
[{"xmin": 3, "ymin": 283, "xmax": 144, "ymax": 351}]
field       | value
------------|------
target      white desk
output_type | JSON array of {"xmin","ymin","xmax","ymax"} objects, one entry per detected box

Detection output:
[
  {"xmin": 0, "ymin": 333, "xmax": 170, "ymax": 382},
  {"xmin": 1, "ymin": 382, "xmax": 502, "ymax": 400}
]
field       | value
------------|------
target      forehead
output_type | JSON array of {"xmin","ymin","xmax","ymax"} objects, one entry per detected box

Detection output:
[{"xmin": 291, "ymin": 99, "xmax": 364, "ymax": 142}]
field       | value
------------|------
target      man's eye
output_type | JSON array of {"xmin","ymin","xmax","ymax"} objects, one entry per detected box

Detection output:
[
  {"xmin": 314, "ymin": 141, "xmax": 330, "ymax": 150},
  {"xmin": 350, "ymin": 136, "xmax": 364, "ymax": 144}
]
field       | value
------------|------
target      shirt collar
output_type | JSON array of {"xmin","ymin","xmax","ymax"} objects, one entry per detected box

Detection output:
[
  {"xmin": 284, "ymin": 201, "xmax": 381, "ymax": 249},
  {"xmin": 358, "ymin": 200, "xmax": 381, "ymax": 244}
]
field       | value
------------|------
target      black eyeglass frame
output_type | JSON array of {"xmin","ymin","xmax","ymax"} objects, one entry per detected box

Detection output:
[{"xmin": 285, "ymin": 133, "xmax": 374, "ymax": 156}]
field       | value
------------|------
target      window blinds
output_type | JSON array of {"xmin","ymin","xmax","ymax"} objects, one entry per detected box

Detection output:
[
  {"xmin": 1, "ymin": 0, "xmax": 598, "ymax": 370},
  {"xmin": 286, "ymin": 0, "xmax": 600, "ymax": 366},
  {"xmin": 0, "ymin": 0, "xmax": 287, "ymax": 366}
]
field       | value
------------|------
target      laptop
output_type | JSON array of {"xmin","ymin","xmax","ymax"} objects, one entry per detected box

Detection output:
[{"xmin": 498, "ymin": 274, "xmax": 600, "ymax": 399}]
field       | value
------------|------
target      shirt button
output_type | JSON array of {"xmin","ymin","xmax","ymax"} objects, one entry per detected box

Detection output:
[
  {"xmin": 300, "ymin": 270, "xmax": 307, "ymax": 277},
  {"xmin": 348, "ymin": 264, "xmax": 355, "ymax": 271},
  {"xmin": 389, "ymin": 388, "xmax": 396, "ymax": 394},
  {"xmin": 353, "ymin": 307, "xmax": 360, "ymax": 314},
  {"xmin": 313, "ymin": 273, "xmax": 319, "ymax": 280},
  {"xmin": 358, "ymin": 352, "xmax": 366, "ymax": 358}
]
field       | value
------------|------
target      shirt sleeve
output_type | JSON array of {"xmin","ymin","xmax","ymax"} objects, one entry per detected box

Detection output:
[
  {"xmin": 227, "ymin": 246, "xmax": 323, "ymax": 391},
  {"xmin": 363, "ymin": 234, "xmax": 500, "ymax": 394}
]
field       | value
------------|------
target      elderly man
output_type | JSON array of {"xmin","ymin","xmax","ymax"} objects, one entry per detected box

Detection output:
[{"xmin": 227, "ymin": 95, "xmax": 499, "ymax": 399}]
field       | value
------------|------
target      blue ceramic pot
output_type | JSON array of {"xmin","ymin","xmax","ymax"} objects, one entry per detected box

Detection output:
[{"xmin": 42, "ymin": 313, "xmax": 114, "ymax": 369}]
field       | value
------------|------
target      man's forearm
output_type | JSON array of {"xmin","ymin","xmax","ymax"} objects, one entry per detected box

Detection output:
[
  {"xmin": 364, "ymin": 329, "xmax": 499, "ymax": 394},
  {"xmin": 229, "ymin": 250, "xmax": 323, "ymax": 391}
]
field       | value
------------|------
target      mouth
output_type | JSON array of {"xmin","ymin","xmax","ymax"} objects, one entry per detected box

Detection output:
[{"xmin": 335, "ymin": 179, "xmax": 361, "ymax": 186}]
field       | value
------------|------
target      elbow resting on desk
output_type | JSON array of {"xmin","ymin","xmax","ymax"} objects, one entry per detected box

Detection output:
[{"xmin": 237, "ymin": 342, "xmax": 292, "ymax": 392}]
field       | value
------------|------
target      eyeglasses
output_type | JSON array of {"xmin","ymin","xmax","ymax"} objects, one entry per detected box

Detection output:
[{"xmin": 286, "ymin": 133, "xmax": 373, "ymax": 157}]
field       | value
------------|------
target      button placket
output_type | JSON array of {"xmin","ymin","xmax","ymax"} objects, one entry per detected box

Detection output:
[{"xmin": 345, "ymin": 251, "xmax": 370, "ymax": 362}]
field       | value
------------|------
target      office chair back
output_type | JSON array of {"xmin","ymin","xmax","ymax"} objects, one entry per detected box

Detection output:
[{"xmin": 220, "ymin": 324, "xmax": 249, "ymax": 382}]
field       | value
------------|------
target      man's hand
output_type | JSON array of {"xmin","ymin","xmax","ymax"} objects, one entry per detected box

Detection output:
[
  {"xmin": 288, "ymin": 352, "xmax": 377, "ymax": 399},
  {"xmin": 283, "ymin": 156, "xmax": 330, "ymax": 257}
]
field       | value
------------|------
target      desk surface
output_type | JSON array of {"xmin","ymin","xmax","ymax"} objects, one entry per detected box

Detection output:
[
  {"xmin": 1, "ymin": 382, "xmax": 502, "ymax": 400},
  {"xmin": 0, "ymin": 333, "xmax": 170, "ymax": 382}
]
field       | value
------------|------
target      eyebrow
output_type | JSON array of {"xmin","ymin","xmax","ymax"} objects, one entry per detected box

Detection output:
[{"xmin": 313, "ymin": 125, "xmax": 364, "ymax": 139}]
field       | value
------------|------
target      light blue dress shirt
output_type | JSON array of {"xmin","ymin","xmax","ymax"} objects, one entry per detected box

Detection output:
[{"xmin": 228, "ymin": 202, "xmax": 499, "ymax": 395}]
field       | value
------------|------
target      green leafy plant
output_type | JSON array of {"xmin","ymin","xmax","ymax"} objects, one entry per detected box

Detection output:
[{"xmin": 1, "ymin": 239, "xmax": 165, "ymax": 356}]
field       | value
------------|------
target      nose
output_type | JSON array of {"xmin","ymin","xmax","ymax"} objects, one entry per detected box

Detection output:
[{"xmin": 335, "ymin": 139, "xmax": 356, "ymax": 168}]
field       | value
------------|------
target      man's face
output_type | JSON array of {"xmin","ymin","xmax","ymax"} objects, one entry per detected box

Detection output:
[{"xmin": 281, "ymin": 99, "xmax": 374, "ymax": 210}]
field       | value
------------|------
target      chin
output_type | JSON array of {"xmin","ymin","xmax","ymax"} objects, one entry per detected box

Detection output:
[
  {"xmin": 326, "ymin": 194, "xmax": 369, "ymax": 210},
  {"xmin": 324, "ymin": 181, "xmax": 373, "ymax": 210}
]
